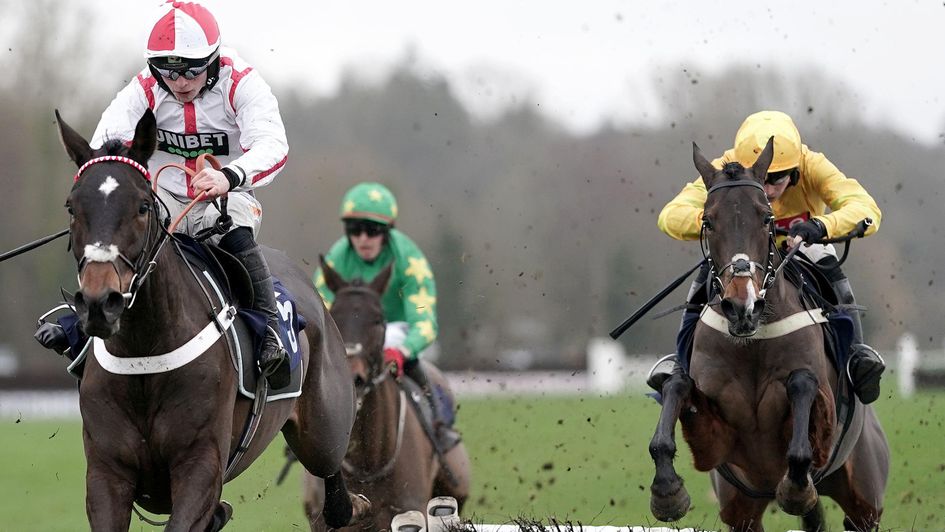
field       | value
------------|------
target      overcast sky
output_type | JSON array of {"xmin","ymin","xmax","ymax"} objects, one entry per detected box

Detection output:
[{"xmin": 6, "ymin": 0, "xmax": 945, "ymax": 144}]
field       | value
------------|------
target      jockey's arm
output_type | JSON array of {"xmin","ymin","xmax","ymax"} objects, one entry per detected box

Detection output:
[{"xmin": 802, "ymin": 150, "xmax": 881, "ymax": 238}]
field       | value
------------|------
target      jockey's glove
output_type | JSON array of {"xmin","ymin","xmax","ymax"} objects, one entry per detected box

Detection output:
[
  {"xmin": 789, "ymin": 218, "xmax": 826, "ymax": 244},
  {"xmin": 383, "ymin": 347, "xmax": 406, "ymax": 377}
]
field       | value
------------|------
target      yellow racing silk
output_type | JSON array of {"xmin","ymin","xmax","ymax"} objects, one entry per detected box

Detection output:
[{"xmin": 657, "ymin": 144, "xmax": 881, "ymax": 242}]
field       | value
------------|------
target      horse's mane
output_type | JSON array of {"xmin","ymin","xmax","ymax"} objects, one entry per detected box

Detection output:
[
  {"xmin": 722, "ymin": 162, "xmax": 744, "ymax": 180},
  {"xmin": 101, "ymin": 138, "xmax": 128, "ymax": 156}
]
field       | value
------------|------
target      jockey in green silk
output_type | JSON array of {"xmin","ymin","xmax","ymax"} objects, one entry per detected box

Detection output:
[{"xmin": 314, "ymin": 183, "xmax": 443, "ymax": 419}]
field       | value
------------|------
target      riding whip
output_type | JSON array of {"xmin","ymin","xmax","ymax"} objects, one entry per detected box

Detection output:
[
  {"xmin": 609, "ymin": 258, "xmax": 706, "ymax": 340},
  {"xmin": 0, "ymin": 228, "xmax": 69, "ymax": 263}
]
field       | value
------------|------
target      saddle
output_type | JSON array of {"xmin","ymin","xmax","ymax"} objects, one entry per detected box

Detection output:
[
  {"xmin": 398, "ymin": 371, "xmax": 462, "ymax": 452},
  {"xmin": 175, "ymin": 235, "xmax": 305, "ymax": 400}
]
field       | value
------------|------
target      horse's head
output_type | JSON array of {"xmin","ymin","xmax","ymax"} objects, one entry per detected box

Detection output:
[
  {"xmin": 694, "ymin": 136, "xmax": 777, "ymax": 337},
  {"xmin": 320, "ymin": 255, "xmax": 394, "ymax": 392},
  {"xmin": 58, "ymin": 110, "xmax": 158, "ymax": 338}
]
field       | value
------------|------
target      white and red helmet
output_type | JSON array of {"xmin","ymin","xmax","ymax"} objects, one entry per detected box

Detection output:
[{"xmin": 145, "ymin": 1, "xmax": 221, "ymax": 60}]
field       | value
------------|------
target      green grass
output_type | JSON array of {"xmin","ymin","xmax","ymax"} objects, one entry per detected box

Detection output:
[{"xmin": 1, "ymin": 391, "xmax": 943, "ymax": 531}]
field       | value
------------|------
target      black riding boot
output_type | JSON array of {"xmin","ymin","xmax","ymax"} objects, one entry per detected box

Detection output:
[
  {"xmin": 222, "ymin": 229, "xmax": 290, "ymax": 389},
  {"xmin": 35, "ymin": 321, "xmax": 72, "ymax": 356},
  {"xmin": 832, "ymin": 278, "xmax": 885, "ymax": 404},
  {"xmin": 404, "ymin": 358, "xmax": 445, "ymax": 430}
]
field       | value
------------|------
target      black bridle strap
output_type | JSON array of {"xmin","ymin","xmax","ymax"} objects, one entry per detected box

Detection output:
[
  {"xmin": 702, "ymin": 178, "xmax": 779, "ymax": 298},
  {"xmin": 706, "ymin": 179, "xmax": 766, "ymax": 195}
]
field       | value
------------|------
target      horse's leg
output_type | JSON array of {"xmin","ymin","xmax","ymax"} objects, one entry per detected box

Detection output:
[
  {"xmin": 321, "ymin": 470, "xmax": 371, "ymax": 529},
  {"xmin": 800, "ymin": 500, "xmax": 826, "ymax": 532},
  {"xmin": 163, "ymin": 447, "xmax": 225, "ymax": 532},
  {"xmin": 648, "ymin": 370, "xmax": 693, "ymax": 522},
  {"xmin": 433, "ymin": 442, "xmax": 472, "ymax": 513},
  {"xmin": 819, "ymin": 407, "xmax": 888, "ymax": 531},
  {"xmin": 713, "ymin": 471, "xmax": 770, "ymax": 532},
  {"xmin": 85, "ymin": 461, "xmax": 136, "ymax": 531},
  {"xmin": 775, "ymin": 368, "xmax": 819, "ymax": 516},
  {"xmin": 302, "ymin": 472, "xmax": 327, "ymax": 532}
]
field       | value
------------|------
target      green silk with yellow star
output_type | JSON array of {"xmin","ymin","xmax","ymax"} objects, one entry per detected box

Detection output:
[{"xmin": 314, "ymin": 229, "xmax": 438, "ymax": 359}]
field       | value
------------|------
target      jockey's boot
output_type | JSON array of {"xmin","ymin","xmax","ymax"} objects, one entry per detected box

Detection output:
[
  {"xmin": 646, "ymin": 354, "xmax": 681, "ymax": 392},
  {"xmin": 832, "ymin": 278, "xmax": 885, "ymax": 404},
  {"xmin": 404, "ymin": 358, "xmax": 450, "ymax": 440},
  {"xmin": 647, "ymin": 267, "xmax": 708, "ymax": 392},
  {"xmin": 223, "ymin": 229, "xmax": 290, "ymax": 389},
  {"xmin": 34, "ymin": 321, "xmax": 72, "ymax": 356}
]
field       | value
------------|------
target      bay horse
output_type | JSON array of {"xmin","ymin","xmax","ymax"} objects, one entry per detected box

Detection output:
[
  {"xmin": 56, "ymin": 109, "xmax": 370, "ymax": 531},
  {"xmin": 301, "ymin": 257, "xmax": 471, "ymax": 531},
  {"xmin": 648, "ymin": 138, "xmax": 889, "ymax": 531}
]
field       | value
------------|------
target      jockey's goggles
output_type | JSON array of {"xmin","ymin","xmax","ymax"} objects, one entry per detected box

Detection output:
[
  {"xmin": 764, "ymin": 168, "xmax": 796, "ymax": 186},
  {"xmin": 149, "ymin": 51, "xmax": 219, "ymax": 81},
  {"xmin": 345, "ymin": 219, "xmax": 388, "ymax": 238}
]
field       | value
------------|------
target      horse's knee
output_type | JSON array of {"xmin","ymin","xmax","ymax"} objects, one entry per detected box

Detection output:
[
  {"xmin": 786, "ymin": 368, "xmax": 818, "ymax": 399},
  {"xmin": 661, "ymin": 371, "xmax": 693, "ymax": 399}
]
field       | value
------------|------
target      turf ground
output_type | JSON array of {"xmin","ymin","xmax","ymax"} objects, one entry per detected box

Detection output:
[{"xmin": 2, "ymin": 391, "xmax": 943, "ymax": 531}]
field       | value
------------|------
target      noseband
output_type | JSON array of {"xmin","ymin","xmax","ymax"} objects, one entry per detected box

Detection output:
[
  {"xmin": 73, "ymin": 156, "xmax": 170, "ymax": 309},
  {"xmin": 701, "ymin": 179, "xmax": 779, "ymax": 299}
]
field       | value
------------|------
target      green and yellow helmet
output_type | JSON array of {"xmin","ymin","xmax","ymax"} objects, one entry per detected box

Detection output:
[
  {"xmin": 339, "ymin": 182, "xmax": 399, "ymax": 225},
  {"xmin": 733, "ymin": 110, "xmax": 803, "ymax": 173}
]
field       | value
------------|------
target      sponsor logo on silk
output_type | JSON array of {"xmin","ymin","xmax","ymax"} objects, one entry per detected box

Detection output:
[
  {"xmin": 156, "ymin": 129, "xmax": 230, "ymax": 158},
  {"xmin": 774, "ymin": 212, "xmax": 810, "ymax": 233}
]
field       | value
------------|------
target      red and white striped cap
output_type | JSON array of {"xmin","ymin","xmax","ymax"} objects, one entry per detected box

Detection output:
[{"xmin": 145, "ymin": 1, "xmax": 221, "ymax": 60}]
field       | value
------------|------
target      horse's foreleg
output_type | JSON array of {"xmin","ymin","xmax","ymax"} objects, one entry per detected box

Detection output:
[
  {"xmin": 776, "ymin": 368, "xmax": 819, "ymax": 516},
  {"xmin": 164, "ymin": 450, "xmax": 225, "ymax": 532},
  {"xmin": 85, "ymin": 464, "xmax": 136, "ymax": 531},
  {"xmin": 322, "ymin": 471, "xmax": 371, "ymax": 529},
  {"xmin": 648, "ymin": 370, "xmax": 694, "ymax": 522}
]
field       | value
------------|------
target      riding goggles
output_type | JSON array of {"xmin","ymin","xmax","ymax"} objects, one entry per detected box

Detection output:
[
  {"xmin": 148, "ymin": 51, "xmax": 219, "ymax": 81},
  {"xmin": 345, "ymin": 219, "xmax": 388, "ymax": 237},
  {"xmin": 764, "ymin": 168, "xmax": 797, "ymax": 186}
]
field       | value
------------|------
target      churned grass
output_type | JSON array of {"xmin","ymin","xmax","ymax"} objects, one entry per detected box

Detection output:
[{"xmin": 1, "ymin": 390, "xmax": 943, "ymax": 531}]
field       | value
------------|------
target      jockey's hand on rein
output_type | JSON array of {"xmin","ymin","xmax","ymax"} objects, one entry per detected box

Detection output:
[
  {"xmin": 788, "ymin": 219, "xmax": 826, "ymax": 247},
  {"xmin": 383, "ymin": 347, "xmax": 406, "ymax": 378},
  {"xmin": 190, "ymin": 168, "xmax": 229, "ymax": 199}
]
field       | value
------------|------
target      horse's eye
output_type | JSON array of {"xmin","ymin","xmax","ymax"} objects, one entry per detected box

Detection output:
[
  {"xmin": 138, "ymin": 201, "xmax": 151, "ymax": 215},
  {"xmin": 65, "ymin": 202, "xmax": 74, "ymax": 216},
  {"xmin": 763, "ymin": 213, "xmax": 775, "ymax": 225},
  {"xmin": 702, "ymin": 216, "xmax": 713, "ymax": 231}
]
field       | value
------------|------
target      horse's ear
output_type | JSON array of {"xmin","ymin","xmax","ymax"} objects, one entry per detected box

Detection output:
[
  {"xmin": 750, "ymin": 136, "xmax": 775, "ymax": 181},
  {"xmin": 127, "ymin": 109, "xmax": 157, "ymax": 166},
  {"xmin": 319, "ymin": 254, "xmax": 347, "ymax": 293},
  {"xmin": 55, "ymin": 109, "xmax": 93, "ymax": 167},
  {"xmin": 369, "ymin": 262, "xmax": 394, "ymax": 296},
  {"xmin": 692, "ymin": 142, "xmax": 718, "ymax": 186}
]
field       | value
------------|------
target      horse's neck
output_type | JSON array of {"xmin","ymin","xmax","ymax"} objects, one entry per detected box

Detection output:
[
  {"xmin": 110, "ymin": 248, "xmax": 213, "ymax": 352},
  {"xmin": 349, "ymin": 379, "xmax": 401, "ymax": 468}
]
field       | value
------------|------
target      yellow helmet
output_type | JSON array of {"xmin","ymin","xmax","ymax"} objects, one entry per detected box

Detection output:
[{"xmin": 733, "ymin": 111, "xmax": 802, "ymax": 172}]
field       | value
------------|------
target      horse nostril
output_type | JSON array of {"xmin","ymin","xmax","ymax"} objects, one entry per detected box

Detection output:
[
  {"xmin": 720, "ymin": 298, "xmax": 739, "ymax": 322},
  {"xmin": 103, "ymin": 291, "xmax": 126, "ymax": 319}
]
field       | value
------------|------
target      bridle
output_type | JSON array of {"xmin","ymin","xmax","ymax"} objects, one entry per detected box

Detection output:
[
  {"xmin": 700, "ymin": 179, "xmax": 785, "ymax": 301},
  {"xmin": 336, "ymin": 285, "xmax": 392, "ymax": 403},
  {"xmin": 72, "ymin": 156, "xmax": 171, "ymax": 309},
  {"xmin": 335, "ymin": 284, "xmax": 406, "ymax": 482}
]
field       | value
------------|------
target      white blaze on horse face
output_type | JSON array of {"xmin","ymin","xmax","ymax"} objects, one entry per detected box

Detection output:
[
  {"xmin": 731, "ymin": 253, "xmax": 759, "ymax": 311},
  {"xmin": 98, "ymin": 176, "xmax": 119, "ymax": 197},
  {"xmin": 84, "ymin": 242, "xmax": 120, "ymax": 263}
]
